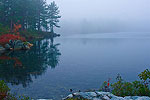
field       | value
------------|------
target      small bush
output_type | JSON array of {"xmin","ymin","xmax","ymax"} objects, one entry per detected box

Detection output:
[
  {"xmin": 0, "ymin": 80, "xmax": 30, "ymax": 100},
  {"xmin": 104, "ymin": 69, "xmax": 150, "ymax": 97},
  {"xmin": 0, "ymin": 80, "xmax": 10, "ymax": 100},
  {"xmin": 99, "ymin": 78, "xmax": 111, "ymax": 92}
]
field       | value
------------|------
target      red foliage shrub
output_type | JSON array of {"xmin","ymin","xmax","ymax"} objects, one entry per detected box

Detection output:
[{"xmin": 0, "ymin": 34, "xmax": 26, "ymax": 45}]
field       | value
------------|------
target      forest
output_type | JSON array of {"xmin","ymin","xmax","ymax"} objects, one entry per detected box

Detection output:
[
  {"xmin": 0, "ymin": 0, "xmax": 61, "ymax": 60},
  {"xmin": 0, "ymin": 0, "xmax": 61, "ymax": 33}
]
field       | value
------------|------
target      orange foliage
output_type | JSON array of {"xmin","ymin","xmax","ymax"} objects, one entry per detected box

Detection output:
[{"xmin": 13, "ymin": 23, "xmax": 21, "ymax": 35}]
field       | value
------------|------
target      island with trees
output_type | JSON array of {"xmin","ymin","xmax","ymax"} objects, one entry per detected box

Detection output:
[{"xmin": 0, "ymin": 0, "xmax": 61, "ymax": 53}]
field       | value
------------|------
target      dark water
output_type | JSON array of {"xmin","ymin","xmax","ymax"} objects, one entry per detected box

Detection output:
[{"xmin": 0, "ymin": 33, "xmax": 150, "ymax": 99}]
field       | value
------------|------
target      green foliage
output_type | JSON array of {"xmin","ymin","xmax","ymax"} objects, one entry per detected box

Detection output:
[
  {"xmin": 5, "ymin": 94, "xmax": 30, "ymax": 100},
  {"xmin": 111, "ymin": 70, "xmax": 150, "ymax": 97},
  {"xmin": 19, "ymin": 95, "xmax": 30, "ymax": 100},
  {"xmin": 0, "ymin": 24, "xmax": 10, "ymax": 35},
  {"xmin": 47, "ymin": 1, "xmax": 61, "ymax": 33},
  {"xmin": 0, "ymin": 80, "xmax": 30, "ymax": 100},
  {"xmin": 0, "ymin": 80, "xmax": 10, "ymax": 92},
  {"xmin": 0, "ymin": 80, "xmax": 10, "ymax": 98},
  {"xmin": 100, "ymin": 81, "xmax": 107, "ymax": 90},
  {"xmin": 138, "ymin": 69, "xmax": 150, "ymax": 82}
]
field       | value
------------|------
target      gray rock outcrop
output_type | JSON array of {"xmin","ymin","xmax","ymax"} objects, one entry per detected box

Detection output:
[{"xmin": 63, "ymin": 92, "xmax": 150, "ymax": 100}]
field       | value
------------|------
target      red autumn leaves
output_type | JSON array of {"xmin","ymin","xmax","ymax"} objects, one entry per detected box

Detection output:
[
  {"xmin": 0, "ymin": 34, "xmax": 26, "ymax": 46},
  {"xmin": 0, "ymin": 22, "xmax": 26, "ymax": 46}
]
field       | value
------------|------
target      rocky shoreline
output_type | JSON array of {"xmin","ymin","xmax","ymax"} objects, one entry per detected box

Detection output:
[
  {"xmin": 0, "ymin": 40, "xmax": 33, "ymax": 54},
  {"xmin": 63, "ymin": 92, "xmax": 150, "ymax": 100}
]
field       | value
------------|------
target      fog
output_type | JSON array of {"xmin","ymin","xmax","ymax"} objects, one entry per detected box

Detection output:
[{"xmin": 47, "ymin": 0, "xmax": 150, "ymax": 35}]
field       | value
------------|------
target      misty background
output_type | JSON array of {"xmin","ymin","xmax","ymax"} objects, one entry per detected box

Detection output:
[{"xmin": 47, "ymin": 0, "xmax": 150, "ymax": 35}]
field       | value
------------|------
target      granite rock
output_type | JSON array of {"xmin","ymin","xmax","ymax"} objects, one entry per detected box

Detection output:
[{"xmin": 63, "ymin": 92, "xmax": 150, "ymax": 100}]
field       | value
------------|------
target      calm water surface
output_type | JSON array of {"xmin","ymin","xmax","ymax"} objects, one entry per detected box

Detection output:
[{"xmin": 0, "ymin": 33, "xmax": 150, "ymax": 99}]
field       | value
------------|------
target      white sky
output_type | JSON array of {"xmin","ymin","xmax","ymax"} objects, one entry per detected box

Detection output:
[{"xmin": 47, "ymin": 0, "xmax": 150, "ymax": 21}]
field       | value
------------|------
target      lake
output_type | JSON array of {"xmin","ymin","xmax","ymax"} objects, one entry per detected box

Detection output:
[{"xmin": 0, "ymin": 32, "xmax": 150, "ymax": 100}]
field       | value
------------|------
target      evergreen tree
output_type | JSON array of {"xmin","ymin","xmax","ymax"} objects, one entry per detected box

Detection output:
[
  {"xmin": 0, "ymin": 0, "xmax": 61, "ymax": 33},
  {"xmin": 35, "ymin": 0, "xmax": 47, "ymax": 31},
  {"xmin": 47, "ymin": 1, "xmax": 61, "ymax": 33}
]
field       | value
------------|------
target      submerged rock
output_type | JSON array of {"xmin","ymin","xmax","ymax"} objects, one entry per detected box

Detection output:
[
  {"xmin": 63, "ymin": 92, "xmax": 150, "ymax": 100},
  {"xmin": 0, "ymin": 45, "xmax": 5, "ymax": 54}
]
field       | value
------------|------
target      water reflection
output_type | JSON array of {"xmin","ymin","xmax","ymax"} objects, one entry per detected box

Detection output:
[{"xmin": 0, "ymin": 38, "xmax": 61, "ymax": 87}]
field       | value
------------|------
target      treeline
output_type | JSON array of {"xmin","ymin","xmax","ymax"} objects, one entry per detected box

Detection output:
[{"xmin": 0, "ymin": 0, "xmax": 61, "ymax": 32}]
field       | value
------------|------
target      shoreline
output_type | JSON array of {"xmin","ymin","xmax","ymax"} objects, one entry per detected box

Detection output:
[
  {"xmin": 0, "ymin": 30, "xmax": 60, "ymax": 54},
  {"xmin": 63, "ymin": 91, "xmax": 150, "ymax": 100}
]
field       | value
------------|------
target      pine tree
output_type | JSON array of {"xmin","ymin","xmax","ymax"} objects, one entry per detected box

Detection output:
[
  {"xmin": 47, "ymin": 1, "xmax": 61, "ymax": 33},
  {"xmin": 0, "ymin": 0, "xmax": 61, "ymax": 33},
  {"xmin": 0, "ymin": 0, "xmax": 13, "ymax": 27},
  {"xmin": 35, "ymin": 0, "xmax": 47, "ymax": 31}
]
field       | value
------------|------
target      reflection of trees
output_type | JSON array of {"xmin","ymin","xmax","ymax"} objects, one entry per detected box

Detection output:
[
  {"xmin": 0, "ymin": 39, "xmax": 61, "ymax": 87},
  {"xmin": 48, "ymin": 43, "xmax": 61, "ymax": 68}
]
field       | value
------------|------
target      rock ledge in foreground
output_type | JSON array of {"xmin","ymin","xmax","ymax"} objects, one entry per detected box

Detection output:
[{"xmin": 63, "ymin": 92, "xmax": 150, "ymax": 100}]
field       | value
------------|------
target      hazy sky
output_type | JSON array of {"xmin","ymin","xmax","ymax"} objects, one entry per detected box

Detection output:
[
  {"xmin": 46, "ymin": 0, "xmax": 150, "ymax": 34},
  {"xmin": 47, "ymin": 0, "xmax": 150, "ymax": 20}
]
